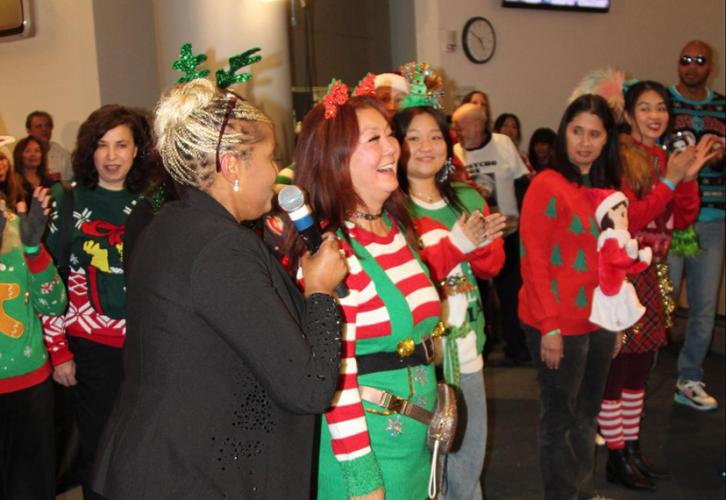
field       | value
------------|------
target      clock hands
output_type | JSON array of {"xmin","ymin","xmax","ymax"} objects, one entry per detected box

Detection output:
[
  {"xmin": 463, "ymin": 16, "xmax": 495, "ymax": 64},
  {"xmin": 469, "ymin": 30, "xmax": 487, "ymax": 52}
]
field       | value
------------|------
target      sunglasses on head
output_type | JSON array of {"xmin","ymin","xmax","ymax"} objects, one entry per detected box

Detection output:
[
  {"xmin": 680, "ymin": 55, "xmax": 707, "ymax": 66},
  {"xmin": 215, "ymin": 90, "xmax": 245, "ymax": 172}
]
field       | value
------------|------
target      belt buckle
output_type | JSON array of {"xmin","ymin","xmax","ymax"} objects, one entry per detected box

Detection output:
[
  {"xmin": 431, "ymin": 321, "xmax": 446, "ymax": 338},
  {"xmin": 383, "ymin": 393, "xmax": 406, "ymax": 414},
  {"xmin": 396, "ymin": 337, "xmax": 415, "ymax": 358},
  {"xmin": 421, "ymin": 335, "xmax": 434, "ymax": 364}
]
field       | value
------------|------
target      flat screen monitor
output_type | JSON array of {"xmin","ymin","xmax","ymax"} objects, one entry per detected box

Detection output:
[
  {"xmin": 502, "ymin": 0, "xmax": 610, "ymax": 13},
  {"xmin": 0, "ymin": 0, "xmax": 33, "ymax": 41}
]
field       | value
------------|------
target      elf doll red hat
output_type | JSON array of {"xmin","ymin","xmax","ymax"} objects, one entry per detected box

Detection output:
[
  {"xmin": 589, "ymin": 188, "xmax": 628, "ymax": 227},
  {"xmin": 587, "ymin": 187, "xmax": 651, "ymax": 331}
]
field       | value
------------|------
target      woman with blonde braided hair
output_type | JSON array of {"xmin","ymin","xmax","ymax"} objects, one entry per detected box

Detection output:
[{"xmin": 91, "ymin": 45, "xmax": 347, "ymax": 499}]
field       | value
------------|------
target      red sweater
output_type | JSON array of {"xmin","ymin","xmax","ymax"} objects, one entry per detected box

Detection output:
[
  {"xmin": 620, "ymin": 142, "xmax": 699, "ymax": 259},
  {"xmin": 519, "ymin": 170, "xmax": 601, "ymax": 336}
]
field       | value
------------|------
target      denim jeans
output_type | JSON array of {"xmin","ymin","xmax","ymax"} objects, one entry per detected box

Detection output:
[
  {"xmin": 440, "ymin": 369, "xmax": 486, "ymax": 500},
  {"xmin": 524, "ymin": 325, "xmax": 616, "ymax": 500},
  {"xmin": 668, "ymin": 219, "xmax": 725, "ymax": 382}
]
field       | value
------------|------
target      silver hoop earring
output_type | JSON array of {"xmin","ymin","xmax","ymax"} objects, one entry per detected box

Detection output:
[{"xmin": 233, "ymin": 178, "xmax": 240, "ymax": 192}]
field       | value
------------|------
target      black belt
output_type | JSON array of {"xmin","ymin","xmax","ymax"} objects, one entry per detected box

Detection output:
[{"xmin": 356, "ymin": 322, "xmax": 446, "ymax": 376}]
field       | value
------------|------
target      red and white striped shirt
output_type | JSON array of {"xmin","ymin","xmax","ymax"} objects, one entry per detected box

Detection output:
[{"xmin": 324, "ymin": 220, "xmax": 440, "ymax": 465}]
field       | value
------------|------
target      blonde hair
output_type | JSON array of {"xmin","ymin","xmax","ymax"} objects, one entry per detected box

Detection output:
[
  {"xmin": 154, "ymin": 78, "xmax": 271, "ymax": 189},
  {"xmin": 0, "ymin": 150, "xmax": 25, "ymax": 211}
]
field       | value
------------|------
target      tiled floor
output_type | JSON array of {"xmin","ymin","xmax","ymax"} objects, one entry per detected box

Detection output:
[
  {"xmin": 482, "ymin": 321, "xmax": 725, "ymax": 499},
  {"xmin": 55, "ymin": 320, "xmax": 725, "ymax": 499}
]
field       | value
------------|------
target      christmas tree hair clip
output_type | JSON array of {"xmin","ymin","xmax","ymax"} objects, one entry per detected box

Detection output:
[
  {"xmin": 399, "ymin": 61, "xmax": 443, "ymax": 110},
  {"xmin": 322, "ymin": 79, "xmax": 350, "ymax": 119},
  {"xmin": 353, "ymin": 73, "xmax": 377, "ymax": 97},
  {"xmin": 172, "ymin": 43, "xmax": 210, "ymax": 83},
  {"xmin": 216, "ymin": 47, "xmax": 262, "ymax": 89}
]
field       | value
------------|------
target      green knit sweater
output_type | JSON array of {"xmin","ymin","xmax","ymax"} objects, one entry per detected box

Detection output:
[{"xmin": 0, "ymin": 213, "xmax": 67, "ymax": 393}]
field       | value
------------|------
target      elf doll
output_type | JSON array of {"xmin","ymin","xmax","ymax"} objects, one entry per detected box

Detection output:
[{"xmin": 588, "ymin": 188, "xmax": 652, "ymax": 331}]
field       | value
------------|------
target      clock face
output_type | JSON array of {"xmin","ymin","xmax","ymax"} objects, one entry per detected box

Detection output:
[{"xmin": 462, "ymin": 17, "xmax": 496, "ymax": 64}]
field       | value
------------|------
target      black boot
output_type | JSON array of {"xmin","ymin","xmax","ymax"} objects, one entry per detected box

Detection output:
[
  {"xmin": 624, "ymin": 440, "xmax": 671, "ymax": 479},
  {"xmin": 606, "ymin": 448, "xmax": 656, "ymax": 490}
]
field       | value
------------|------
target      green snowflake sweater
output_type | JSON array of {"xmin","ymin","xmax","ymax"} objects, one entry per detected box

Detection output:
[
  {"xmin": 519, "ymin": 170, "xmax": 601, "ymax": 335},
  {"xmin": 42, "ymin": 184, "xmax": 140, "ymax": 365},
  {"xmin": 0, "ymin": 213, "xmax": 67, "ymax": 393}
]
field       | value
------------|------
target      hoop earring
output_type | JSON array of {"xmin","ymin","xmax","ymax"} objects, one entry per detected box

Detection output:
[{"xmin": 233, "ymin": 178, "xmax": 240, "ymax": 192}]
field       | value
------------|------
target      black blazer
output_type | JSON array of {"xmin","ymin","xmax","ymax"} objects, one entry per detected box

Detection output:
[{"xmin": 92, "ymin": 187, "xmax": 341, "ymax": 499}]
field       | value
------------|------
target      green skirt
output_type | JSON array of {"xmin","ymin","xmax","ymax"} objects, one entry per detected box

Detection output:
[{"xmin": 317, "ymin": 365, "xmax": 436, "ymax": 499}]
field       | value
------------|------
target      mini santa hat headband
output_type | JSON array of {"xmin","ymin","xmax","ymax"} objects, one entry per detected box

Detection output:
[
  {"xmin": 589, "ymin": 188, "xmax": 628, "ymax": 224},
  {"xmin": 374, "ymin": 73, "xmax": 410, "ymax": 94}
]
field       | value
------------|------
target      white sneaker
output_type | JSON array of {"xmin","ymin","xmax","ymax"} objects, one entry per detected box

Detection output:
[{"xmin": 674, "ymin": 379, "xmax": 718, "ymax": 411}]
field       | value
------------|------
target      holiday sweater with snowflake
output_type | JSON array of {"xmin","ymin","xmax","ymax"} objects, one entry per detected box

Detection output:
[
  {"xmin": 0, "ymin": 214, "xmax": 67, "ymax": 394},
  {"xmin": 42, "ymin": 183, "xmax": 140, "ymax": 366},
  {"xmin": 519, "ymin": 169, "xmax": 601, "ymax": 336}
]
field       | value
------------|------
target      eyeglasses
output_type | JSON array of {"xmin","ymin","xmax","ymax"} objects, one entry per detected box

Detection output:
[
  {"xmin": 215, "ymin": 91, "xmax": 242, "ymax": 172},
  {"xmin": 679, "ymin": 55, "xmax": 707, "ymax": 66}
]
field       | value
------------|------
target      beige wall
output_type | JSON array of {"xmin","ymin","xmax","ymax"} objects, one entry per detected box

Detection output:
[
  {"xmin": 0, "ymin": 0, "xmax": 101, "ymax": 151},
  {"xmin": 153, "ymin": 0, "xmax": 295, "ymax": 163},
  {"xmin": 412, "ymin": 0, "xmax": 726, "ymax": 314},
  {"xmin": 93, "ymin": 0, "xmax": 159, "ymax": 112},
  {"xmin": 415, "ymin": 0, "xmax": 725, "ymax": 144}
]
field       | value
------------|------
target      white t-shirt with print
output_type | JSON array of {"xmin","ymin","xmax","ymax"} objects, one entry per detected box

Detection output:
[{"xmin": 454, "ymin": 133, "xmax": 529, "ymax": 217}]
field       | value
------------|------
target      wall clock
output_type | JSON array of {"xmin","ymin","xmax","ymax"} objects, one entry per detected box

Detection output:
[{"xmin": 462, "ymin": 16, "xmax": 496, "ymax": 64}]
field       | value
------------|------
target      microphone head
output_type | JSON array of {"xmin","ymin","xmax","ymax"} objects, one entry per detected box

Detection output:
[{"xmin": 278, "ymin": 185, "xmax": 306, "ymax": 213}]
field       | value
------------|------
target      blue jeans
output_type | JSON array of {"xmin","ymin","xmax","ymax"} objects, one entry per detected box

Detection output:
[
  {"xmin": 440, "ymin": 369, "xmax": 486, "ymax": 500},
  {"xmin": 668, "ymin": 219, "xmax": 725, "ymax": 382},
  {"xmin": 524, "ymin": 325, "xmax": 616, "ymax": 500}
]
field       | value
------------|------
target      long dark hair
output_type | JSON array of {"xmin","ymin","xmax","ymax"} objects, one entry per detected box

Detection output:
[
  {"xmin": 392, "ymin": 106, "xmax": 465, "ymax": 213},
  {"xmin": 551, "ymin": 94, "xmax": 621, "ymax": 189},
  {"xmin": 621, "ymin": 80, "xmax": 673, "ymax": 142},
  {"xmin": 620, "ymin": 80, "xmax": 673, "ymax": 196},
  {"xmin": 494, "ymin": 113, "xmax": 522, "ymax": 144},
  {"xmin": 13, "ymin": 136, "xmax": 49, "ymax": 182},
  {"xmin": 528, "ymin": 127, "xmax": 557, "ymax": 171},
  {"xmin": 73, "ymin": 105, "xmax": 153, "ymax": 193}
]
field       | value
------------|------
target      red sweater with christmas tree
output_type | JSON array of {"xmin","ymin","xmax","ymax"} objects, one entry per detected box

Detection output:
[{"xmin": 519, "ymin": 169, "xmax": 601, "ymax": 336}]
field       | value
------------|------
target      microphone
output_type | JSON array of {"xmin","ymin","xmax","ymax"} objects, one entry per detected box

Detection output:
[{"xmin": 278, "ymin": 185, "xmax": 348, "ymax": 297}]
